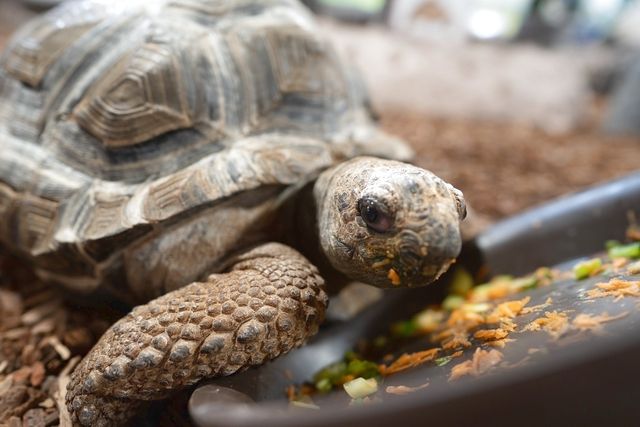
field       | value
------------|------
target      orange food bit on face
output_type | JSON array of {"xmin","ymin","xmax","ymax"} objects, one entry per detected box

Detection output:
[{"xmin": 387, "ymin": 268, "xmax": 401, "ymax": 286}]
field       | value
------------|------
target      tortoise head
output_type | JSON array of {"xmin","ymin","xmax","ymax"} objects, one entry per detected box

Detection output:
[{"xmin": 314, "ymin": 157, "xmax": 466, "ymax": 288}]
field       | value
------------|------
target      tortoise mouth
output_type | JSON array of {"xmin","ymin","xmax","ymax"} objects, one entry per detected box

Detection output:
[{"xmin": 358, "ymin": 228, "xmax": 461, "ymax": 288}]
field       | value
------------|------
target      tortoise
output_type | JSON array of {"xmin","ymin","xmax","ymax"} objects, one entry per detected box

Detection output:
[{"xmin": 0, "ymin": 0, "xmax": 466, "ymax": 425}]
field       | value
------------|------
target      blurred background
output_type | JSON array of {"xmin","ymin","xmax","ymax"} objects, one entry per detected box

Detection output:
[{"xmin": 1, "ymin": 0, "xmax": 639, "ymax": 233}]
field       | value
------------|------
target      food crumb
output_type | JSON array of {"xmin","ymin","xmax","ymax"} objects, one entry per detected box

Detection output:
[
  {"xmin": 586, "ymin": 278, "xmax": 640, "ymax": 301},
  {"xmin": 572, "ymin": 312, "xmax": 628, "ymax": 332},
  {"xmin": 627, "ymin": 261, "xmax": 640, "ymax": 275},
  {"xmin": 449, "ymin": 348, "xmax": 503, "ymax": 381},
  {"xmin": 473, "ymin": 328, "xmax": 509, "ymax": 342},
  {"xmin": 523, "ymin": 311, "xmax": 569, "ymax": 339},
  {"xmin": 440, "ymin": 330, "xmax": 471, "ymax": 351},
  {"xmin": 385, "ymin": 382, "xmax": 430, "ymax": 395},
  {"xmin": 387, "ymin": 268, "xmax": 401, "ymax": 286},
  {"xmin": 487, "ymin": 338, "xmax": 513, "ymax": 348},
  {"xmin": 486, "ymin": 297, "xmax": 531, "ymax": 323},
  {"xmin": 379, "ymin": 348, "xmax": 440, "ymax": 375},
  {"xmin": 521, "ymin": 297, "xmax": 553, "ymax": 315}
]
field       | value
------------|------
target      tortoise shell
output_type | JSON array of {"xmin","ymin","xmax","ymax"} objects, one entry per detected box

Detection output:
[{"xmin": 0, "ymin": 0, "xmax": 411, "ymax": 294}]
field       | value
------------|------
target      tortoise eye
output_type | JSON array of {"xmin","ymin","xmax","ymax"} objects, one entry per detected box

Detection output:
[{"xmin": 358, "ymin": 198, "xmax": 393, "ymax": 232}]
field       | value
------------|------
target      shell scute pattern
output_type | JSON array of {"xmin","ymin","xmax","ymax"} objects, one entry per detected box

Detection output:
[
  {"xmin": 0, "ymin": 0, "xmax": 408, "ymax": 294},
  {"xmin": 74, "ymin": 40, "xmax": 193, "ymax": 147}
]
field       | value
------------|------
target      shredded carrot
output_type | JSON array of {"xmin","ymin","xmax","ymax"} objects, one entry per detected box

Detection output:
[
  {"xmin": 521, "ymin": 297, "xmax": 553, "ymax": 315},
  {"xmin": 572, "ymin": 312, "xmax": 628, "ymax": 332},
  {"xmin": 385, "ymin": 381, "xmax": 430, "ymax": 395},
  {"xmin": 486, "ymin": 296, "xmax": 530, "ymax": 323},
  {"xmin": 523, "ymin": 311, "xmax": 568, "ymax": 339},
  {"xmin": 379, "ymin": 348, "xmax": 440, "ymax": 376},
  {"xmin": 473, "ymin": 328, "xmax": 509, "ymax": 341},
  {"xmin": 586, "ymin": 278, "xmax": 640, "ymax": 301},
  {"xmin": 449, "ymin": 348, "xmax": 503, "ymax": 381},
  {"xmin": 441, "ymin": 330, "xmax": 471, "ymax": 351},
  {"xmin": 388, "ymin": 268, "xmax": 401, "ymax": 286}
]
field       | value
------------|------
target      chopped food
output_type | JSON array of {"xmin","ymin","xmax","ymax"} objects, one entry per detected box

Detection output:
[
  {"xmin": 572, "ymin": 312, "xmax": 628, "ymax": 332},
  {"xmin": 442, "ymin": 295, "xmax": 464, "ymax": 311},
  {"xmin": 627, "ymin": 223, "xmax": 640, "ymax": 241},
  {"xmin": 449, "ymin": 348, "xmax": 503, "ymax": 381},
  {"xmin": 486, "ymin": 297, "xmax": 531, "ymax": 323},
  {"xmin": 446, "ymin": 308, "xmax": 485, "ymax": 329},
  {"xmin": 473, "ymin": 328, "xmax": 509, "ymax": 341},
  {"xmin": 385, "ymin": 382, "xmax": 429, "ymax": 395},
  {"xmin": 440, "ymin": 331, "xmax": 472, "ymax": 351},
  {"xmin": 628, "ymin": 261, "xmax": 640, "ymax": 275},
  {"xmin": 573, "ymin": 258, "xmax": 603, "ymax": 280},
  {"xmin": 607, "ymin": 242, "xmax": 640, "ymax": 260},
  {"xmin": 414, "ymin": 308, "xmax": 445, "ymax": 333},
  {"xmin": 391, "ymin": 319, "xmax": 418, "ymax": 338},
  {"xmin": 290, "ymin": 399, "xmax": 320, "ymax": 410},
  {"xmin": 521, "ymin": 297, "xmax": 553, "ymax": 315},
  {"xmin": 460, "ymin": 302, "xmax": 492, "ymax": 313},
  {"xmin": 388, "ymin": 268, "xmax": 401, "ymax": 286},
  {"xmin": 523, "ymin": 311, "xmax": 569, "ymax": 338},
  {"xmin": 343, "ymin": 377, "xmax": 378, "ymax": 399},
  {"xmin": 435, "ymin": 356, "xmax": 454, "ymax": 366},
  {"xmin": 586, "ymin": 278, "xmax": 640, "ymax": 301},
  {"xmin": 486, "ymin": 338, "xmax": 512, "ymax": 348},
  {"xmin": 448, "ymin": 268, "xmax": 474, "ymax": 296},
  {"xmin": 379, "ymin": 349, "xmax": 440, "ymax": 375},
  {"xmin": 297, "ymin": 236, "xmax": 640, "ymax": 405},
  {"xmin": 313, "ymin": 352, "xmax": 381, "ymax": 392}
]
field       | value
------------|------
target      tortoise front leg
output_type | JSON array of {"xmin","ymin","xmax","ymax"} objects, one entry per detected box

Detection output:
[{"xmin": 66, "ymin": 243, "xmax": 327, "ymax": 426}]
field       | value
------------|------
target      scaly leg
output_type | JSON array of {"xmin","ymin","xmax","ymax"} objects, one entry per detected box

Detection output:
[{"xmin": 66, "ymin": 243, "xmax": 327, "ymax": 426}]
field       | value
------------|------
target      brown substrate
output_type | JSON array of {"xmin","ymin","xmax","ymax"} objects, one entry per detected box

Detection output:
[
  {"xmin": 0, "ymin": 254, "xmax": 113, "ymax": 426},
  {"xmin": 381, "ymin": 107, "xmax": 640, "ymax": 225}
]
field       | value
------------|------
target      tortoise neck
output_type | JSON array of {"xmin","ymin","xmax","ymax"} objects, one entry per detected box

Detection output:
[{"xmin": 283, "ymin": 180, "xmax": 348, "ymax": 293}]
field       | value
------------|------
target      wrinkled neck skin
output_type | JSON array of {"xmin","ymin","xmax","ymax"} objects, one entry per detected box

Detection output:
[
  {"xmin": 283, "ymin": 182, "xmax": 351, "ymax": 294},
  {"xmin": 310, "ymin": 157, "xmax": 464, "ymax": 290}
]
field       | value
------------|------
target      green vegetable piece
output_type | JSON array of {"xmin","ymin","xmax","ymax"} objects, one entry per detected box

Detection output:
[
  {"xmin": 373, "ymin": 335, "xmax": 388, "ymax": 348},
  {"xmin": 608, "ymin": 242, "xmax": 640, "ymax": 260},
  {"xmin": 344, "ymin": 350, "xmax": 359, "ymax": 362},
  {"xmin": 448, "ymin": 267, "xmax": 474, "ymax": 296},
  {"xmin": 315, "ymin": 378, "xmax": 333, "ymax": 393},
  {"xmin": 573, "ymin": 258, "xmax": 602, "ymax": 280},
  {"xmin": 510, "ymin": 275, "xmax": 538, "ymax": 291},
  {"xmin": 468, "ymin": 283, "xmax": 492, "ymax": 302},
  {"xmin": 605, "ymin": 240, "xmax": 621, "ymax": 250},
  {"xmin": 313, "ymin": 361, "xmax": 348, "ymax": 384},
  {"xmin": 442, "ymin": 295, "xmax": 465, "ymax": 311},
  {"xmin": 290, "ymin": 400, "xmax": 320, "ymax": 410},
  {"xmin": 435, "ymin": 356, "xmax": 453, "ymax": 366},
  {"xmin": 347, "ymin": 359, "xmax": 380, "ymax": 379},
  {"xmin": 461, "ymin": 302, "xmax": 491, "ymax": 313},
  {"xmin": 391, "ymin": 320, "xmax": 418, "ymax": 338}
]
